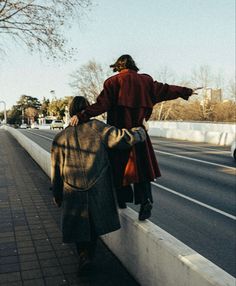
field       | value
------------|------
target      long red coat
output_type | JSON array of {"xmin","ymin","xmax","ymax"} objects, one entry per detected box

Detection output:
[{"xmin": 79, "ymin": 69, "xmax": 193, "ymax": 187}]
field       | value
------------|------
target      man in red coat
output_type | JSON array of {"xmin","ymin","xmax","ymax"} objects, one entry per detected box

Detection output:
[{"xmin": 71, "ymin": 55, "xmax": 200, "ymax": 220}]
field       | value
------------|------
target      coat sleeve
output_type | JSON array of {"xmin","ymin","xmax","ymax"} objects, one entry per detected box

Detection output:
[
  {"xmin": 78, "ymin": 80, "xmax": 113, "ymax": 122},
  {"xmin": 51, "ymin": 139, "xmax": 64, "ymax": 202},
  {"xmin": 151, "ymin": 81, "xmax": 193, "ymax": 104},
  {"xmin": 100, "ymin": 125, "xmax": 147, "ymax": 149}
]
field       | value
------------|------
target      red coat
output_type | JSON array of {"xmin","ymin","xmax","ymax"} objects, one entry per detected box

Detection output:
[{"xmin": 79, "ymin": 69, "xmax": 192, "ymax": 187}]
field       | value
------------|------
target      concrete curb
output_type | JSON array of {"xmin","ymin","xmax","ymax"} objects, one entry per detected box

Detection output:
[
  {"xmin": 103, "ymin": 209, "xmax": 235, "ymax": 286},
  {"xmin": 148, "ymin": 121, "xmax": 235, "ymax": 146},
  {"xmin": 3, "ymin": 126, "xmax": 235, "ymax": 286}
]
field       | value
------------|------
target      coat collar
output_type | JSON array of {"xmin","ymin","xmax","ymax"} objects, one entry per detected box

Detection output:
[{"xmin": 119, "ymin": 69, "xmax": 137, "ymax": 74}]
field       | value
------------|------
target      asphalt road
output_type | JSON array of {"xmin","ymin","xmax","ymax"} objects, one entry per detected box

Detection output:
[{"xmin": 18, "ymin": 129, "xmax": 236, "ymax": 277}]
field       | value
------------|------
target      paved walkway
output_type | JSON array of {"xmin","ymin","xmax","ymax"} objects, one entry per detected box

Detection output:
[{"xmin": 0, "ymin": 129, "xmax": 140, "ymax": 286}]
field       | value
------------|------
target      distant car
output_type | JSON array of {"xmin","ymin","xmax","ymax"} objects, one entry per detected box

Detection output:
[
  {"xmin": 231, "ymin": 141, "xmax": 236, "ymax": 161},
  {"xmin": 19, "ymin": 123, "xmax": 28, "ymax": 129},
  {"xmin": 31, "ymin": 122, "xmax": 39, "ymax": 129},
  {"xmin": 50, "ymin": 120, "xmax": 64, "ymax": 130}
]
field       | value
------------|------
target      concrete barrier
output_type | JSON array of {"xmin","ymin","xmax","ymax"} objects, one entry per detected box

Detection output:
[
  {"xmin": 3, "ymin": 126, "xmax": 235, "ymax": 286},
  {"xmin": 103, "ymin": 209, "xmax": 234, "ymax": 286},
  {"xmin": 4, "ymin": 126, "xmax": 51, "ymax": 176},
  {"xmin": 148, "ymin": 121, "xmax": 236, "ymax": 146}
]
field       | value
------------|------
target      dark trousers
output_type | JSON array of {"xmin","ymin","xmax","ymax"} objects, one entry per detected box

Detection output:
[
  {"xmin": 116, "ymin": 181, "xmax": 153, "ymax": 205},
  {"xmin": 75, "ymin": 215, "xmax": 97, "ymax": 259}
]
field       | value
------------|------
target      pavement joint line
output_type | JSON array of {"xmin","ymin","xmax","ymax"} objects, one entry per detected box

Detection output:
[
  {"xmin": 155, "ymin": 150, "xmax": 236, "ymax": 170},
  {"xmin": 152, "ymin": 182, "xmax": 236, "ymax": 221}
]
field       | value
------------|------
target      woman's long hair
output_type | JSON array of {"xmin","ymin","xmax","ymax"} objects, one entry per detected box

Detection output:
[{"xmin": 69, "ymin": 96, "xmax": 90, "ymax": 117}]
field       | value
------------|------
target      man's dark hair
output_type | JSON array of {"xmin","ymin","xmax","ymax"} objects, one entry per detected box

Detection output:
[
  {"xmin": 69, "ymin": 96, "xmax": 90, "ymax": 117},
  {"xmin": 110, "ymin": 54, "xmax": 139, "ymax": 72}
]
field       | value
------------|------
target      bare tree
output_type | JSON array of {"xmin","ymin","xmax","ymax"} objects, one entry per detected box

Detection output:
[
  {"xmin": 191, "ymin": 65, "xmax": 213, "ymax": 89},
  {"xmin": 212, "ymin": 101, "xmax": 236, "ymax": 122},
  {"xmin": 69, "ymin": 60, "xmax": 110, "ymax": 103},
  {"xmin": 153, "ymin": 65, "xmax": 177, "ymax": 120},
  {"xmin": 214, "ymin": 70, "xmax": 224, "ymax": 89},
  {"xmin": 190, "ymin": 65, "xmax": 215, "ymax": 118},
  {"xmin": 154, "ymin": 65, "xmax": 176, "ymax": 84},
  {"xmin": 0, "ymin": 0, "xmax": 92, "ymax": 59},
  {"xmin": 226, "ymin": 78, "xmax": 236, "ymax": 101}
]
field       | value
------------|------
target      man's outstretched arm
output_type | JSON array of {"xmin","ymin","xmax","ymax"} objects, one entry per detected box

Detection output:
[{"xmin": 151, "ymin": 81, "xmax": 202, "ymax": 104}]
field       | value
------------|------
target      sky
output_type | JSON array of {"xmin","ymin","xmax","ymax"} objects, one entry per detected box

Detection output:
[{"xmin": 0, "ymin": 0, "xmax": 235, "ymax": 109}]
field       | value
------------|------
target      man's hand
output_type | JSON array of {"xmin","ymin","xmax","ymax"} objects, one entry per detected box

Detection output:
[
  {"xmin": 70, "ymin": 115, "xmax": 79, "ymax": 126},
  {"xmin": 192, "ymin": 87, "xmax": 203, "ymax": 95}
]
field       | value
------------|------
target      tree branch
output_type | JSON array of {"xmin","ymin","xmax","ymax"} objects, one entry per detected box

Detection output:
[{"xmin": 0, "ymin": 0, "xmax": 8, "ymax": 15}]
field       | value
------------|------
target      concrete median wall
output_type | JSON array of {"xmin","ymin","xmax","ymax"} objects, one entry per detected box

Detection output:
[
  {"xmin": 148, "ymin": 121, "xmax": 235, "ymax": 146},
  {"xmin": 3, "ymin": 126, "xmax": 235, "ymax": 286}
]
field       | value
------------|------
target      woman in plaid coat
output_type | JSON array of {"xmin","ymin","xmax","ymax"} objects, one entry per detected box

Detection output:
[{"xmin": 51, "ymin": 96, "xmax": 146, "ymax": 273}]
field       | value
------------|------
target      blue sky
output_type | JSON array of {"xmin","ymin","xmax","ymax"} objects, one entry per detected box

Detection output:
[{"xmin": 0, "ymin": 0, "xmax": 235, "ymax": 109}]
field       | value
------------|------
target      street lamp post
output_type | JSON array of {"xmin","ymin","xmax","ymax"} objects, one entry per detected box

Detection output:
[
  {"xmin": 50, "ymin": 90, "xmax": 55, "ymax": 102},
  {"xmin": 64, "ymin": 105, "xmax": 69, "ymax": 126},
  {"xmin": 49, "ymin": 90, "xmax": 56, "ymax": 116},
  {"xmin": 22, "ymin": 107, "xmax": 24, "ymax": 124},
  {"xmin": 0, "ymin": 100, "xmax": 7, "ymax": 124}
]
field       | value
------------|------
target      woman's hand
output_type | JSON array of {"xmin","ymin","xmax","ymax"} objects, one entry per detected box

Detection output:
[
  {"xmin": 70, "ymin": 115, "xmax": 79, "ymax": 126},
  {"xmin": 142, "ymin": 118, "xmax": 149, "ymax": 131},
  {"xmin": 53, "ymin": 197, "xmax": 62, "ymax": 208}
]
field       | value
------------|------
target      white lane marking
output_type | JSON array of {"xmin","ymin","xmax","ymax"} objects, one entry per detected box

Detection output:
[
  {"xmin": 151, "ymin": 138, "xmax": 230, "ymax": 153},
  {"xmin": 152, "ymin": 182, "xmax": 236, "ymax": 221},
  {"xmin": 25, "ymin": 130, "xmax": 53, "ymax": 141},
  {"xmin": 152, "ymin": 139, "xmax": 230, "ymax": 153},
  {"xmin": 155, "ymin": 150, "xmax": 236, "ymax": 171}
]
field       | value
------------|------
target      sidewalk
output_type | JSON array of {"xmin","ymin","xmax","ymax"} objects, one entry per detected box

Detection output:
[{"xmin": 0, "ymin": 129, "xmax": 140, "ymax": 286}]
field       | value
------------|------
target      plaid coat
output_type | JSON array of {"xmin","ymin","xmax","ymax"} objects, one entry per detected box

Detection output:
[{"xmin": 51, "ymin": 119, "xmax": 146, "ymax": 243}]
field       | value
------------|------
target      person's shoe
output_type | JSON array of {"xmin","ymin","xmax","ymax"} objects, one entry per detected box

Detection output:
[
  {"xmin": 77, "ymin": 251, "xmax": 92, "ymax": 276},
  {"xmin": 118, "ymin": 201, "xmax": 127, "ymax": 209},
  {"xmin": 138, "ymin": 200, "xmax": 152, "ymax": 221}
]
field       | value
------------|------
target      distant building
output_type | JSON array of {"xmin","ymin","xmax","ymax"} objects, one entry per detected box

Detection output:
[
  {"xmin": 38, "ymin": 115, "xmax": 56, "ymax": 125},
  {"xmin": 205, "ymin": 88, "xmax": 222, "ymax": 102}
]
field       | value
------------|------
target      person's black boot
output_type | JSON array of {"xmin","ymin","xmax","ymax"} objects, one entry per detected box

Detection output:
[
  {"xmin": 138, "ymin": 200, "xmax": 152, "ymax": 221},
  {"xmin": 77, "ymin": 249, "xmax": 92, "ymax": 276},
  {"xmin": 118, "ymin": 201, "xmax": 127, "ymax": 209}
]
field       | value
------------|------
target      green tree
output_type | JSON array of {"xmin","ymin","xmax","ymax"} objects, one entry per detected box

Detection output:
[
  {"xmin": 48, "ymin": 96, "xmax": 72, "ymax": 118},
  {"xmin": 39, "ymin": 97, "xmax": 50, "ymax": 116},
  {"xmin": 25, "ymin": 106, "xmax": 38, "ymax": 123},
  {"xmin": 16, "ymin": 94, "xmax": 41, "ymax": 109},
  {"xmin": 7, "ymin": 105, "xmax": 21, "ymax": 124},
  {"xmin": 14, "ymin": 94, "xmax": 41, "ymax": 123},
  {"xmin": 0, "ymin": 110, "xmax": 4, "ymax": 122}
]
